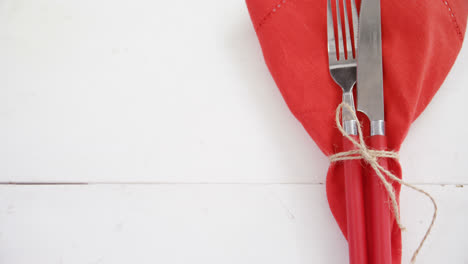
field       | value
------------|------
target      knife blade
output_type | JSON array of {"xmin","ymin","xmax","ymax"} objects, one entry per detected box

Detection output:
[{"xmin": 357, "ymin": 0, "xmax": 385, "ymax": 135}]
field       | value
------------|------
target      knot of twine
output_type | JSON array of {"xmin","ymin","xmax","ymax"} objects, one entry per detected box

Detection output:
[{"xmin": 329, "ymin": 103, "xmax": 437, "ymax": 264}]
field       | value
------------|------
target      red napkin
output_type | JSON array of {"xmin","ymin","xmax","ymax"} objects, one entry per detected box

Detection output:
[{"xmin": 246, "ymin": 0, "xmax": 467, "ymax": 263}]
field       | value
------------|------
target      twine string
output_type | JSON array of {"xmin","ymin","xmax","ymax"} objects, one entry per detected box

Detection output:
[{"xmin": 329, "ymin": 103, "xmax": 437, "ymax": 264}]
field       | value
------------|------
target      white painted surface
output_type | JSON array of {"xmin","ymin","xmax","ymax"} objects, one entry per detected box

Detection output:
[
  {"xmin": 0, "ymin": 0, "xmax": 324, "ymax": 183},
  {"xmin": 0, "ymin": 0, "xmax": 467, "ymax": 263},
  {"xmin": 0, "ymin": 185, "xmax": 466, "ymax": 264},
  {"xmin": 0, "ymin": 0, "xmax": 467, "ymax": 183}
]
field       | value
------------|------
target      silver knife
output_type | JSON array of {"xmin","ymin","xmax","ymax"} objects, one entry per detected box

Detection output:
[{"xmin": 357, "ymin": 0, "xmax": 393, "ymax": 263}]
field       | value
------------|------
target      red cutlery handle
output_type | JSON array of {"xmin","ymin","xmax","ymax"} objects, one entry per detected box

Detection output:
[
  {"xmin": 343, "ymin": 135, "xmax": 368, "ymax": 264},
  {"xmin": 367, "ymin": 135, "xmax": 392, "ymax": 264}
]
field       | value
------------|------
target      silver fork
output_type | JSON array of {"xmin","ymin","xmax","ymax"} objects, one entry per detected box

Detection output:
[
  {"xmin": 327, "ymin": 0, "xmax": 359, "ymax": 135},
  {"xmin": 327, "ymin": 1, "xmax": 368, "ymax": 264}
]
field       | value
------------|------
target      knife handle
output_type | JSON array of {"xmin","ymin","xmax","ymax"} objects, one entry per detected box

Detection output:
[
  {"xmin": 367, "ymin": 135, "xmax": 392, "ymax": 264},
  {"xmin": 343, "ymin": 135, "xmax": 368, "ymax": 264}
]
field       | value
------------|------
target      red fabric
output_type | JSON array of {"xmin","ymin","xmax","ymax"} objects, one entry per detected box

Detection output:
[{"xmin": 246, "ymin": 0, "xmax": 467, "ymax": 263}]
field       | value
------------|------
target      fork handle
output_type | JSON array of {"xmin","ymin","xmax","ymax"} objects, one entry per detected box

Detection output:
[
  {"xmin": 366, "ymin": 135, "xmax": 392, "ymax": 264},
  {"xmin": 343, "ymin": 135, "xmax": 368, "ymax": 264}
]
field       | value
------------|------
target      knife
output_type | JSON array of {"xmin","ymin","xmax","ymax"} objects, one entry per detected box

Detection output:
[{"xmin": 357, "ymin": 0, "xmax": 393, "ymax": 263}]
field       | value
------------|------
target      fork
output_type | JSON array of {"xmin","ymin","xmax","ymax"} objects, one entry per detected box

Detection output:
[{"xmin": 327, "ymin": 0, "xmax": 368, "ymax": 263}]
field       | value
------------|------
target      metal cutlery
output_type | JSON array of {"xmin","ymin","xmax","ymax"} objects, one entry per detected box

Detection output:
[
  {"xmin": 327, "ymin": 0, "xmax": 367, "ymax": 263},
  {"xmin": 357, "ymin": 0, "xmax": 392, "ymax": 263}
]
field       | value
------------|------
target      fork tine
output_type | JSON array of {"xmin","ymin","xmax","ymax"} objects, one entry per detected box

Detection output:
[
  {"xmin": 335, "ymin": 0, "xmax": 345, "ymax": 61},
  {"xmin": 327, "ymin": 0, "xmax": 336, "ymax": 61},
  {"xmin": 342, "ymin": 0, "xmax": 353, "ymax": 60},
  {"xmin": 350, "ymin": 0, "xmax": 359, "ymax": 58}
]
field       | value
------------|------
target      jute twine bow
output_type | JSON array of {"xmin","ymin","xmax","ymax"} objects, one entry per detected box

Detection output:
[{"xmin": 329, "ymin": 103, "xmax": 437, "ymax": 264}]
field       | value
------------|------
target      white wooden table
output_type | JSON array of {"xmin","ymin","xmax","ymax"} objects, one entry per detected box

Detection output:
[{"xmin": 0, "ymin": 0, "xmax": 467, "ymax": 263}]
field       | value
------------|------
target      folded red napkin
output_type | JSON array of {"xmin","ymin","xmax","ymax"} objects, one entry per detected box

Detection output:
[{"xmin": 246, "ymin": 0, "xmax": 467, "ymax": 262}]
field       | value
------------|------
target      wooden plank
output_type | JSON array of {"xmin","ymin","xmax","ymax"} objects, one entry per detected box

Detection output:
[
  {"xmin": 0, "ymin": 184, "xmax": 465, "ymax": 263},
  {"xmin": 0, "ymin": 0, "xmax": 325, "ymax": 183},
  {"xmin": 0, "ymin": 0, "xmax": 466, "ymax": 183}
]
